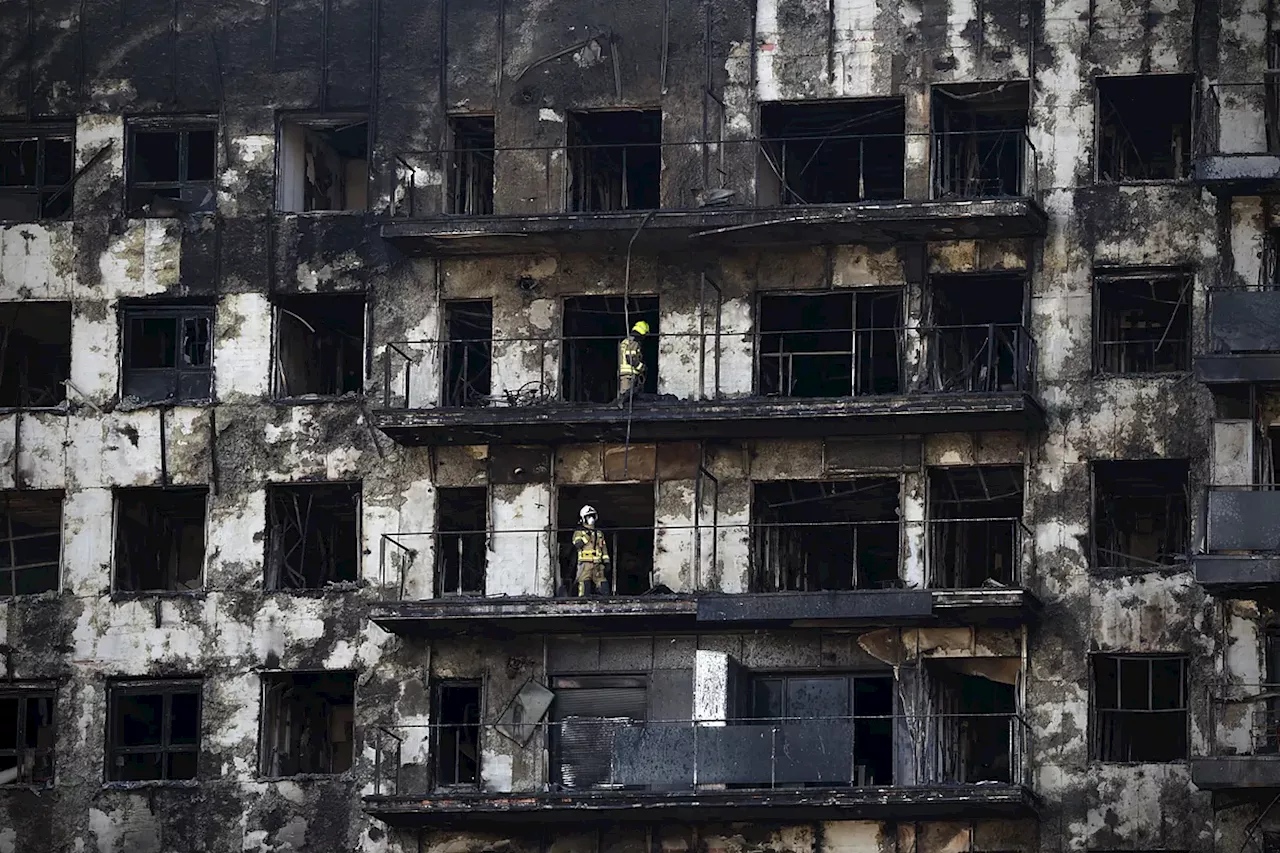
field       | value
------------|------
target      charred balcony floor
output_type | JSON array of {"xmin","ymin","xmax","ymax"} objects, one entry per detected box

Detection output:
[{"xmin": 369, "ymin": 588, "xmax": 1042, "ymax": 637}]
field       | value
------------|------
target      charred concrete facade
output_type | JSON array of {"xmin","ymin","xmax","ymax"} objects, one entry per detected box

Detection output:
[{"xmin": 0, "ymin": 0, "xmax": 1278, "ymax": 852}]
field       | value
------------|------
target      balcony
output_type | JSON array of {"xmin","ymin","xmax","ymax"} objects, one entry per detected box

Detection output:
[
  {"xmin": 384, "ymin": 130, "xmax": 1045, "ymax": 257},
  {"xmin": 1194, "ymin": 487, "xmax": 1280, "ymax": 595},
  {"xmin": 1192, "ymin": 82, "xmax": 1280, "ymax": 196},
  {"xmin": 1196, "ymin": 289, "xmax": 1280, "ymax": 384},
  {"xmin": 365, "ymin": 713, "xmax": 1038, "ymax": 828},
  {"xmin": 1192, "ymin": 683, "xmax": 1280, "ymax": 791},
  {"xmin": 372, "ymin": 324, "xmax": 1043, "ymax": 446}
]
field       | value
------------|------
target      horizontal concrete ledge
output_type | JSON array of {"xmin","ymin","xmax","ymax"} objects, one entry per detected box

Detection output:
[
  {"xmin": 1193, "ymin": 154, "xmax": 1280, "ymax": 196},
  {"xmin": 1195, "ymin": 354, "xmax": 1280, "ymax": 384},
  {"xmin": 363, "ymin": 784, "xmax": 1040, "ymax": 828},
  {"xmin": 1193, "ymin": 555, "xmax": 1280, "ymax": 595},
  {"xmin": 371, "ymin": 393, "xmax": 1046, "ymax": 446},
  {"xmin": 380, "ymin": 198, "xmax": 1048, "ymax": 256},
  {"xmin": 1192, "ymin": 756, "xmax": 1280, "ymax": 790}
]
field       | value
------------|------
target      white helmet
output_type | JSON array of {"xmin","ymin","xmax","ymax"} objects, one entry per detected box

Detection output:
[{"xmin": 579, "ymin": 505, "xmax": 597, "ymax": 523}]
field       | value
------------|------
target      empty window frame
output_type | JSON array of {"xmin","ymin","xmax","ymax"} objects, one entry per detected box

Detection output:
[
  {"xmin": 925, "ymin": 274, "xmax": 1027, "ymax": 392},
  {"xmin": 757, "ymin": 291, "xmax": 903, "ymax": 398},
  {"xmin": 0, "ymin": 687, "xmax": 55, "ymax": 786},
  {"xmin": 1096, "ymin": 75, "xmax": 1193, "ymax": 182},
  {"xmin": 759, "ymin": 99, "xmax": 906, "ymax": 204},
  {"xmin": 277, "ymin": 116, "xmax": 369, "ymax": 212},
  {"xmin": 752, "ymin": 479, "xmax": 900, "ymax": 592},
  {"xmin": 107, "ymin": 679, "xmax": 201, "ymax": 781},
  {"xmin": 126, "ymin": 120, "xmax": 216, "ymax": 216},
  {"xmin": 926, "ymin": 663, "xmax": 1017, "ymax": 783},
  {"xmin": 562, "ymin": 296, "xmax": 659, "ymax": 404},
  {"xmin": 432, "ymin": 681, "xmax": 481, "ymax": 788},
  {"xmin": 1094, "ymin": 270, "xmax": 1191, "ymax": 375},
  {"xmin": 927, "ymin": 467, "xmax": 1024, "ymax": 588},
  {"xmin": 0, "ymin": 302, "xmax": 71, "ymax": 408},
  {"xmin": 447, "ymin": 116, "xmax": 495, "ymax": 215},
  {"xmin": 932, "ymin": 82, "xmax": 1030, "ymax": 199},
  {"xmin": 550, "ymin": 675, "xmax": 646, "ymax": 790},
  {"xmin": 0, "ymin": 124, "xmax": 74, "ymax": 221},
  {"xmin": 260, "ymin": 671, "xmax": 355, "ymax": 777},
  {"xmin": 1092, "ymin": 655, "xmax": 1187, "ymax": 762},
  {"xmin": 557, "ymin": 484, "xmax": 655, "ymax": 596},
  {"xmin": 443, "ymin": 300, "xmax": 493, "ymax": 407},
  {"xmin": 273, "ymin": 294, "xmax": 365, "ymax": 398},
  {"xmin": 567, "ymin": 110, "xmax": 662, "ymax": 212},
  {"xmin": 113, "ymin": 488, "xmax": 207, "ymax": 593},
  {"xmin": 1092, "ymin": 460, "xmax": 1189, "ymax": 572},
  {"xmin": 121, "ymin": 303, "xmax": 214, "ymax": 403},
  {"xmin": 436, "ymin": 487, "xmax": 486, "ymax": 596},
  {"xmin": 0, "ymin": 491, "xmax": 61, "ymax": 596},
  {"xmin": 265, "ymin": 482, "xmax": 361, "ymax": 591}
]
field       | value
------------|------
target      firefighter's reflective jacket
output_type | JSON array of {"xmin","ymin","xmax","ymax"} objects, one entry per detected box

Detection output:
[
  {"xmin": 573, "ymin": 527, "xmax": 610, "ymax": 563},
  {"xmin": 618, "ymin": 335, "xmax": 644, "ymax": 377}
]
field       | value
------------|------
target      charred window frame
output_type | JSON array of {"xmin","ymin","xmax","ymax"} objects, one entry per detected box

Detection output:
[
  {"xmin": 0, "ymin": 490, "xmax": 62, "ymax": 597},
  {"xmin": 0, "ymin": 123, "xmax": 74, "ymax": 222},
  {"xmin": 1091, "ymin": 460, "xmax": 1190, "ymax": 573},
  {"xmin": 556, "ymin": 483, "xmax": 656, "ymax": 596},
  {"xmin": 566, "ymin": 110, "xmax": 662, "ymax": 212},
  {"xmin": 561, "ymin": 296, "xmax": 660, "ymax": 404},
  {"xmin": 272, "ymin": 294, "xmax": 366, "ymax": 399},
  {"xmin": 1091, "ymin": 655, "xmax": 1187, "ymax": 762},
  {"xmin": 1095, "ymin": 75, "xmax": 1193, "ymax": 182},
  {"xmin": 0, "ymin": 302, "xmax": 72, "ymax": 409},
  {"xmin": 126, "ymin": 119, "xmax": 217, "ymax": 216},
  {"xmin": 925, "ymin": 273, "xmax": 1028, "ymax": 392},
  {"xmin": 121, "ymin": 303, "xmax": 214, "ymax": 404},
  {"xmin": 549, "ymin": 675, "xmax": 647, "ymax": 790},
  {"xmin": 107, "ymin": 679, "xmax": 202, "ymax": 781},
  {"xmin": 260, "ymin": 671, "xmax": 355, "ymax": 777},
  {"xmin": 443, "ymin": 300, "xmax": 493, "ymax": 407},
  {"xmin": 926, "ymin": 466, "xmax": 1024, "ymax": 588},
  {"xmin": 0, "ymin": 686, "xmax": 55, "ymax": 786},
  {"xmin": 431, "ymin": 681, "xmax": 481, "ymax": 789},
  {"xmin": 447, "ymin": 116, "xmax": 495, "ymax": 215},
  {"xmin": 276, "ymin": 115, "xmax": 369, "ymax": 213},
  {"xmin": 265, "ymin": 482, "xmax": 361, "ymax": 591},
  {"xmin": 931, "ymin": 82, "xmax": 1030, "ymax": 199},
  {"xmin": 113, "ymin": 487, "xmax": 207, "ymax": 593},
  {"xmin": 1093, "ymin": 269, "xmax": 1191, "ymax": 375},
  {"xmin": 436, "ymin": 487, "xmax": 487, "ymax": 596}
]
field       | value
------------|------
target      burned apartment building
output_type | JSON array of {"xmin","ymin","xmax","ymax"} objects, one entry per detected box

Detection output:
[{"xmin": 4, "ymin": 0, "xmax": 1280, "ymax": 852}]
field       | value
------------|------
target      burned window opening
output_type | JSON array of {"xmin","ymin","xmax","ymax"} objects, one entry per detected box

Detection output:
[
  {"xmin": 1092, "ymin": 655, "xmax": 1187, "ymax": 762},
  {"xmin": 0, "ymin": 491, "xmax": 61, "ymax": 597},
  {"xmin": 932, "ymin": 82, "xmax": 1030, "ymax": 199},
  {"xmin": 1094, "ymin": 270, "xmax": 1191, "ymax": 374},
  {"xmin": 266, "ymin": 482, "xmax": 360, "ymax": 591},
  {"xmin": 432, "ymin": 681, "xmax": 481, "ymax": 788},
  {"xmin": 1092, "ymin": 460, "xmax": 1189, "ymax": 572},
  {"xmin": 550, "ymin": 675, "xmax": 647, "ymax": 790},
  {"xmin": 925, "ymin": 274, "xmax": 1026, "ymax": 392},
  {"xmin": 122, "ymin": 303, "xmax": 214, "ymax": 404},
  {"xmin": 1096, "ymin": 75, "xmax": 1192, "ymax": 182},
  {"xmin": 273, "ymin": 294, "xmax": 365, "ymax": 398},
  {"xmin": 0, "ymin": 688, "xmax": 55, "ymax": 786},
  {"xmin": 927, "ymin": 663, "xmax": 1017, "ymax": 783},
  {"xmin": 751, "ymin": 479, "xmax": 900, "ymax": 592},
  {"xmin": 557, "ymin": 484, "xmax": 655, "ymax": 596},
  {"xmin": 562, "ymin": 296, "xmax": 659, "ymax": 404},
  {"xmin": 0, "ymin": 125, "xmax": 74, "ymax": 221},
  {"xmin": 107, "ymin": 680, "xmax": 201, "ymax": 781},
  {"xmin": 567, "ymin": 110, "xmax": 662, "ymax": 212},
  {"xmin": 759, "ymin": 99, "xmax": 906, "ymax": 204},
  {"xmin": 443, "ymin": 301, "xmax": 493, "ymax": 407},
  {"xmin": 260, "ymin": 671, "xmax": 355, "ymax": 777},
  {"xmin": 0, "ymin": 302, "xmax": 70, "ymax": 408},
  {"xmin": 927, "ymin": 466, "xmax": 1023, "ymax": 588},
  {"xmin": 127, "ymin": 122, "xmax": 216, "ymax": 216},
  {"xmin": 448, "ymin": 116, "xmax": 495, "ymax": 215},
  {"xmin": 113, "ymin": 488, "xmax": 206, "ymax": 593},
  {"xmin": 436, "ymin": 487, "xmax": 486, "ymax": 596},
  {"xmin": 277, "ymin": 117, "xmax": 369, "ymax": 212},
  {"xmin": 757, "ymin": 291, "xmax": 903, "ymax": 398}
]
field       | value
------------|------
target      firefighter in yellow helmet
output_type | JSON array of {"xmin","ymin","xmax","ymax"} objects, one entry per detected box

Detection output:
[
  {"xmin": 617, "ymin": 320, "xmax": 650, "ymax": 404},
  {"xmin": 572, "ymin": 505, "xmax": 611, "ymax": 596}
]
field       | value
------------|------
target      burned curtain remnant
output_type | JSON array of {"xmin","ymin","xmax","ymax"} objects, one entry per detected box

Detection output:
[
  {"xmin": 448, "ymin": 116, "xmax": 495, "ymax": 215},
  {"xmin": 121, "ymin": 303, "xmax": 214, "ymax": 403},
  {"xmin": 274, "ymin": 294, "xmax": 365, "ymax": 398},
  {"xmin": 277, "ymin": 117, "xmax": 369, "ymax": 212},
  {"xmin": 260, "ymin": 672, "xmax": 355, "ymax": 776},
  {"xmin": 0, "ymin": 303, "xmax": 71, "ymax": 408},
  {"xmin": 443, "ymin": 301, "xmax": 493, "ymax": 407},
  {"xmin": 113, "ymin": 488, "xmax": 206, "ymax": 592},
  {"xmin": 432, "ymin": 681, "xmax": 481, "ymax": 788},
  {"xmin": 127, "ymin": 121, "xmax": 216, "ymax": 216},
  {"xmin": 1096, "ymin": 75, "xmax": 1192, "ymax": 181},
  {"xmin": 927, "ymin": 466, "xmax": 1024, "ymax": 587},
  {"xmin": 0, "ymin": 124, "xmax": 74, "ymax": 221},
  {"xmin": 567, "ymin": 111, "xmax": 661, "ymax": 212},
  {"xmin": 107, "ymin": 680, "xmax": 202, "ymax": 781},
  {"xmin": 1094, "ymin": 270, "xmax": 1191, "ymax": 374},
  {"xmin": 1092, "ymin": 655, "xmax": 1187, "ymax": 761},
  {"xmin": 0, "ymin": 491, "xmax": 62, "ymax": 596},
  {"xmin": 932, "ymin": 82, "xmax": 1030, "ymax": 198},
  {"xmin": 562, "ymin": 296, "xmax": 659, "ymax": 404},
  {"xmin": 435, "ymin": 487, "xmax": 486, "ymax": 595},
  {"xmin": 926, "ymin": 663, "xmax": 1017, "ymax": 782},
  {"xmin": 557, "ymin": 484, "xmax": 655, "ymax": 595},
  {"xmin": 1092, "ymin": 460, "xmax": 1189, "ymax": 571},
  {"xmin": 266, "ymin": 483, "xmax": 360, "ymax": 590}
]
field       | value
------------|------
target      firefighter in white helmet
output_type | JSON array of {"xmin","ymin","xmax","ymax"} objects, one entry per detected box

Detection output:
[
  {"xmin": 572, "ymin": 504, "xmax": 611, "ymax": 596},
  {"xmin": 617, "ymin": 320, "xmax": 650, "ymax": 404}
]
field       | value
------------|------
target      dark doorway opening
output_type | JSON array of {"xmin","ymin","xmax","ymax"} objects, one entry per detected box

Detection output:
[
  {"xmin": 925, "ymin": 274, "xmax": 1026, "ymax": 392},
  {"xmin": 448, "ymin": 116, "xmax": 495, "ymax": 215},
  {"xmin": 436, "ymin": 487, "xmax": 487, "ymax": 596},
  {"xmin": 927, "ymin": 466, "xmax": 1024, "ymax": 587},
  {"xmin": 562, "ymin": 296, "xmax": 659, "ymax": 404},
  {"xmin": 443, "ymin": 300, "xmax": 493, "ymax": 407},
  {"xmin": 567, "ymin": 111, "xmax": 662, "ymax": 212},
  {"xmin": 432, "ymin": 681, "xmax": 481, "ymax": 788},
  {"xmin": 557, "ymin": 483, "xmax": 655, "ymax": 596},
  {"xmin": 932, "ymin": 82, "xmax": 1030, "ymax": 198},
  {"xmin": 928, "ymin": 665, "xmax": 1017, "ymax": 783}
]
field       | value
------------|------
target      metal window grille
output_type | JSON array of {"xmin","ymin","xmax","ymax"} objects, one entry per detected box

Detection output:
[{"xmin": 107, "ymin": 680, "xmax": 202, "ymax": 781}]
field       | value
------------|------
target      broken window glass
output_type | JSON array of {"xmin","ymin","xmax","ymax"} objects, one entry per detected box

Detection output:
[
  {"xmin": 556, "ymin": 483, "xmax": 655, "ymax": 596},
  {"xmin": 927, "ymin": 466, "xmax": 1024, "ymax": 588},
  {"xmin": 113, "ymin": 488, "xmax": 206, "ymax": 593},
  {"xmin": 567, "ymin": 111, "xmax": 661, "ymax": 212},
  {"xmin": 1092, "ymin": 655, "xmax": 1187, "ymax": 761},
  {"xmin": 443, "ymin": 300, "xmax": 493, "ymax": 407},
  {"xmin": 1096, "ymin": 75, "xmax": 1193, "ymax": 182},
  {"xmin": 0, "ymin": 302, "xmax": 71, "ymax": 409},
  {"xmin": 925, "ymin": 274, "xmax": 1026, "ymax": 392},
  {"xmin": 561, "ymin": 296, "xmax": 659, "ymax": 404},
  {"xmin": 436, "ymin": 487, "xmax": 486, "ymax": 595},
  {"xmin": 266, "ymin": 482, "xmax": 360, "ymax": 591},
  {"xmin": 448, "ymin": 116, "xmax": 495, "ymax": 215},
  {"xmin": 127, "ymin": 122, "xmax": 217, "ymax": 216},
  {"xmin": 277, "ymin": 117, "xmax": 369, "ymax": 212},
  {"xmin": 121, "ymin": 304, "xmax": 214, "ymax": 403},
  {"xmin": 107, "ymin": 680, "xmax": 201, "ymax": 781},
  {"xmin": 1094, "ymin": 270, "xmax": 1191, "ymax": 374},
  {"xmin": 432, "ymin": 681, "xmax": 481, "ymax": 788},
  {"xmin": 1092, "ymin": 460, "xmax": 1189, "ymax": 572},
  {"xmin": 260, "ymin": 672, "xmax": 355, "ymax": 776},
  {"xmin": 0, "ymin": 688, "xmax": 55, "ymax": 786},
  {"xmin": 273, "ymin": 294, "xmax": 365, "ymax": 398},
  {"xmin": 932, "ymin": 82, "xmax": 1029, "ymax": 198},
  {"xmin": 0, "ymin": 125, "xmax": 74, "ymax": 221},
  {"xmin": 0, "ymin": 491, "xmax": 61, "ymax": 597}
]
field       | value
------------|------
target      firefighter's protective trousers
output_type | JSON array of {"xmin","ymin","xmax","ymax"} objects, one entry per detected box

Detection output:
[
  {"xmin": 573, "ymin": 527, "xmax": 610, "ymax": 595},
  {"xmin": 618, "ymin": 336, "xmax": 645, "ymax": 397}
]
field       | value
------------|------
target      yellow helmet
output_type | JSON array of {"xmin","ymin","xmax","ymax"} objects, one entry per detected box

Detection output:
[{"xmin": 632, "ymin": 321, "xmax": 650, "ymax": 335}]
